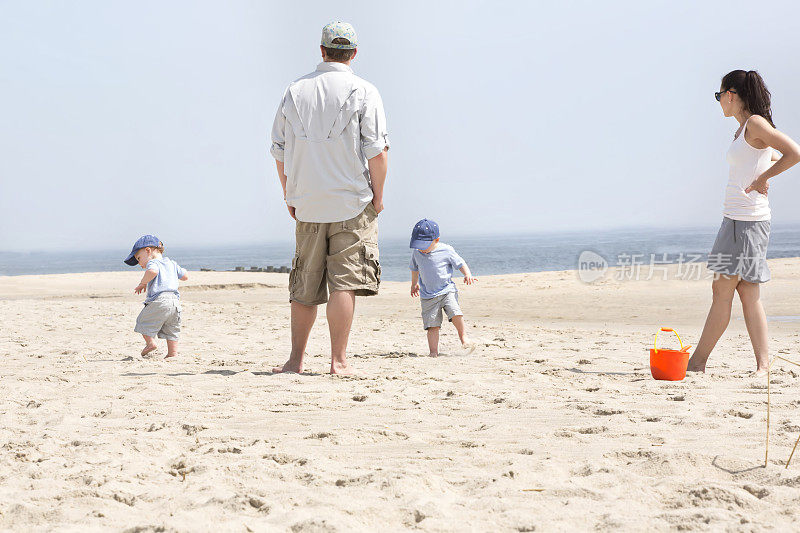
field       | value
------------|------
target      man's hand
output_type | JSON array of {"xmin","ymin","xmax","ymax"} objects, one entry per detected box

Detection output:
[
  {"xmin": 463, "ymin": 276, "xmax": 478, "ymax": 285},
  {"xmin": 745, "ymin": 176, "xmax": 770, "ymax": 196},
  {"xmin": 287, "ymin": 203, "xmax": 296, "ymax": 219},
  {"xmin": 134, "ymin": 283, "xmax": 147, "ymax": 295},
  {"xmin": 372, "ymin": 197, "xmax": 384, "ymax": 214},
  {"xmin": 410, "ymin": 283, "xmax": 419, "ymax": 297},
  {"xmin": 368, "ymin": 149, "xmax": 387, "ymax": 215}
]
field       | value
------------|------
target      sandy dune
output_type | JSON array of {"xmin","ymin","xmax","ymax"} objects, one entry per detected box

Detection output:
[{"xmin": 2, "ymin": 260, "xmax": 800, "ymax": 531}]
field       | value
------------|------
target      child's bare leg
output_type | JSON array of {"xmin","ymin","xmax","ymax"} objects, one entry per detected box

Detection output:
[
  {"xmin": 141, "ymin": 335, "xmax": 157, "ymax": 356},
  {"xmin": 165, "ymin": 339, "xmax": 178, "ymax": 359},
  {"xmin": 451, "ymin": 315, "xmax": 476, "ymax": 353},
  {"xmin": 427, "ymin": 327, "xmax": 440, "ymax": 357}
]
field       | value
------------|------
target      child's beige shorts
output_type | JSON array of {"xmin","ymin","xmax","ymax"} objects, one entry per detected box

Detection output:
[
  {"xmin": 135, "ymin": 293, "xmax": 181, "ymax": 341},
  {"xmin": 289, "ymin": 203, "xmax": 381, "ymax": 306}
]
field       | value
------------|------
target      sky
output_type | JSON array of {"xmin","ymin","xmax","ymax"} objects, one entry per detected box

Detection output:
[{"xmin": 2, "ymin": 0, "xmax": 800, "ymax": 252}]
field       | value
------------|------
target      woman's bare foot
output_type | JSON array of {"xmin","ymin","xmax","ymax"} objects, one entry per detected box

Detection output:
[
  {"xmin": 330, "ymin": 361, "xmax": 354, "ymax": 375},
  {"xmin": 686, "ymin": 355, "xmax": 707, "ymax": 373},
  {"xmin": 141, "ymin": 343, "xmax": 157, "ymax": 357}
]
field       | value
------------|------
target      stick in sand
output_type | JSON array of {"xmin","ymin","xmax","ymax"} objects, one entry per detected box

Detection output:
[
  {"xmin": 765, "ymin": 356, "xmax": 800, "ymax": 468},
  {"xmin": 766, "ymin": 362, "xmax": 770, "ymax": 467},
  {"xmin": 787, "ymin": 433, "xmax": 800, "ymax": 469}
]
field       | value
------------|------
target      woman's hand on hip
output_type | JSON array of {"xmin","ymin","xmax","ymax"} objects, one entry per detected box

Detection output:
[{"xmin": 745, "ymin": 176, "xmax": 770, "ymax": 196}]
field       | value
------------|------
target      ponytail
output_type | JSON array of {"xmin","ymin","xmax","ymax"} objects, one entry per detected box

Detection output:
[{"xmin": 721, "ymin": 69, "xmax": 775, "ymax": 127}]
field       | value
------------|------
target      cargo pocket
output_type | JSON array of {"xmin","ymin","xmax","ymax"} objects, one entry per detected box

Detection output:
[
  {"xmin": 363, "ymin": 242, "xmax": 381, "ymax": 288},
  {"xmin": 289, "ymin": 254, "xmax": 300, "ymax": 292}
]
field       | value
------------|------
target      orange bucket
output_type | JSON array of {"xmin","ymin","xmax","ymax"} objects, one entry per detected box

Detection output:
[{"xmin": 649, "ymin": 327, "xmax": 692, "ymax": 381}]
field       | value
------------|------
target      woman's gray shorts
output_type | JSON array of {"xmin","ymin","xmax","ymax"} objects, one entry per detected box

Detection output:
[
  {"xmin": 707, "ymin": 217, "xmax": 771, "ymax": 283},
  {"xmin": 135, "ymin": 293, "xmax": 182, "ymax": 340},
  {"xmin": 420, "ymin": 291, "xmax": 462, "ymax": 330}
]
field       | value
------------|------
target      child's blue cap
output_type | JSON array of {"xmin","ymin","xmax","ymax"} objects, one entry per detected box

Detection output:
[
  {"xmin": 410, "ymin": 219, "xmax": 440, "ymax": 250},
  {"xmin": 124, "ymin": 234, "xmax": 161, "ymax": 266}
]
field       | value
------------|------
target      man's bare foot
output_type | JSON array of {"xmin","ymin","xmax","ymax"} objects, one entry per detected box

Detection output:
[
  {"xmin": 330, "ymin": 361, "xmax": 354, "ymax": 375},
  {"xmin": 141, "ymin": 343, "xmax": 157, "ymax": 357},
  {"xmin": 272, "ymin": 360, "xmax": 303, "ymax": 373}
]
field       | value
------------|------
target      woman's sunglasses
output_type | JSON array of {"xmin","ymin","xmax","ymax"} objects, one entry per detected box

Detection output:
[{"xmin": 715, "ymin": 89, "xmax": 737, "ymax": 102}]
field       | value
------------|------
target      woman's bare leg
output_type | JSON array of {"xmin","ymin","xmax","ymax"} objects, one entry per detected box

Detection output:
[
  {"xmin": 687, "ymin": 275, "xmax": 739, "ymax": 372},
  {"xmin": 736, "ymin": 280, "xmax": 770, "ymax": 373}
]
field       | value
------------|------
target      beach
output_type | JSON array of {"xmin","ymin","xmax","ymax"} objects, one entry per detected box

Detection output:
[{"xmin": 3, "ymin": 260, "xmax": 800, "ymax": 532}]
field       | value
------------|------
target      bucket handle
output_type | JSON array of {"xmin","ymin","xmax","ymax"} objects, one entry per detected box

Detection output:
[{"xmin": 654, "ymin": 327, "xmax": 692, "ymax": 354}]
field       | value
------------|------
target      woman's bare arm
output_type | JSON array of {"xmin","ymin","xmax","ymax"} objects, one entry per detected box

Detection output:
[{"xmin": 744, "ymin": 115, "xmax": 800, "ymax": 193}]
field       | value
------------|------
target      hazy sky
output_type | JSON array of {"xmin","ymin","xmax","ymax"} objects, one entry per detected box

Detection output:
[{"xmin": 2, "ymin": 0, "xmax": 800, "ymax": 252}]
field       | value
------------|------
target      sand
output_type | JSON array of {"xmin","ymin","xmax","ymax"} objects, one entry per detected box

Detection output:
[{"xmin": 2, "ymin": 260, "xmax": 800, "ymax": 531}]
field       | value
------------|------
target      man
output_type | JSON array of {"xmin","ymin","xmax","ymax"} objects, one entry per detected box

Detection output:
[{"xmin": 269, "ymin": 21, "xmax": 389, "ymax": 375}]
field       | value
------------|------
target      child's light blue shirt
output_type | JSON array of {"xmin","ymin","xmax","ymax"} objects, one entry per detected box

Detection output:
[
  {"xmin": 144, "ymin": 257, "xmax": 186, "ymax": 303},
  {"xmin": 409, "ymin": 243, "xmax": 466, "ymax": 299}
]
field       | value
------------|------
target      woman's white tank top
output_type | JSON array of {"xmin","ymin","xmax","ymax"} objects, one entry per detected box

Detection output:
[{"xmin": 723, "ymin": 116, "xmax": 772, "ymax": 221}]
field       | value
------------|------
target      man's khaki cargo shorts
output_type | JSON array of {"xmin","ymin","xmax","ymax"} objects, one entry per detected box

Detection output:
[{"xmin": 289, "ymin": 203, "xmax": 381, "ymax": 306}]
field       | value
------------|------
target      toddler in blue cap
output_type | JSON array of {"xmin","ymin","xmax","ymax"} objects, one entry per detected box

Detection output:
[
  {"xmin": 124, "ymin": 235, "xmax": 188, "ymax": 359},
  {"xmin": 409, "ymin": 219, "xmax": 477, "ymax": 356}
]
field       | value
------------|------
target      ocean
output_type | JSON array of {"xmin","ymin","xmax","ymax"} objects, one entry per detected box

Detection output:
[{"xmin": 4, "ymin": 224, "xmax": 800, "ymax": 282}]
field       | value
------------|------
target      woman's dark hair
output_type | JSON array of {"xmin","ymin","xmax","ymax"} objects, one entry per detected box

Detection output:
[{"xmin": 721, "ymin": 69, "xmax": 775, "ymax": 127}]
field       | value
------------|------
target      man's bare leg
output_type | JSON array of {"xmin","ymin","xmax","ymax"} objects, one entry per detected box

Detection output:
[
  {"xmin": 273, "ymin": 301, "xmax": 317, "ymax": 373},
  {"xmin": 141, "ymin": 334, "xmax": 157, "ymax": 357},
  {"xmin": 427, "ymin": 327, "xmax": 440, "ymax": 357},
  {"xmin": 737, "ymin": 280, "xmax": 770, "ymax": 374},
  {"xmin": 165, "ymin": 339, "xmax": 178, "ymax": 359},
  {"xmin": 451, "ymin": 315, "xmax": 476, "ymax": 353},
  {"xmin": 328, "ymin": 290, "xmax": 355, "ymax": 374},
  {"xmin": 687, "ymin": 275, "xmax": 739, "ymax": 372}
]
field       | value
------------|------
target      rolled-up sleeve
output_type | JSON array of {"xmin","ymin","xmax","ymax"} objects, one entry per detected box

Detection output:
[
  {"xmin": 269, "ymin": 91, "xmax": 287, "ymax": 162},
  {"xmin": 360, "ymin": 86, "xmax": 390, "ymax": 160}
]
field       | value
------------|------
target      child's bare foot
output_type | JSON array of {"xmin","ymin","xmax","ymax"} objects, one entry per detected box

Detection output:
[
  {"xmin": 330, "ymin": 361, "xmax": 354, "ymax": 375},
  {"xmin": 428, "ymin": 352, "xmax": 439, "ymax": 357},
  {"xmin": 165, "ymin": 352, "xmax": 178, "ymax": 360},
  {"xmin": 141, "ymin": 343, "xmax": 157, "ymax": 357},
  {"xmin": 461, "ymin": 339, "xmax": 477, "ymax": 355}
]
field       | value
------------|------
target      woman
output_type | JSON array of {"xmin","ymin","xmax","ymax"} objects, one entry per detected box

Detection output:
[{"xmin": 688, "ymin": 70, "xmax": 800, "ymax": 375}]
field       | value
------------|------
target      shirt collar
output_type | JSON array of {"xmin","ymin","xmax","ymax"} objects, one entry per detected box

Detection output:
[{"xmin": 316, "ymin": 61, "xmax": 353, "ymax": 74}]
